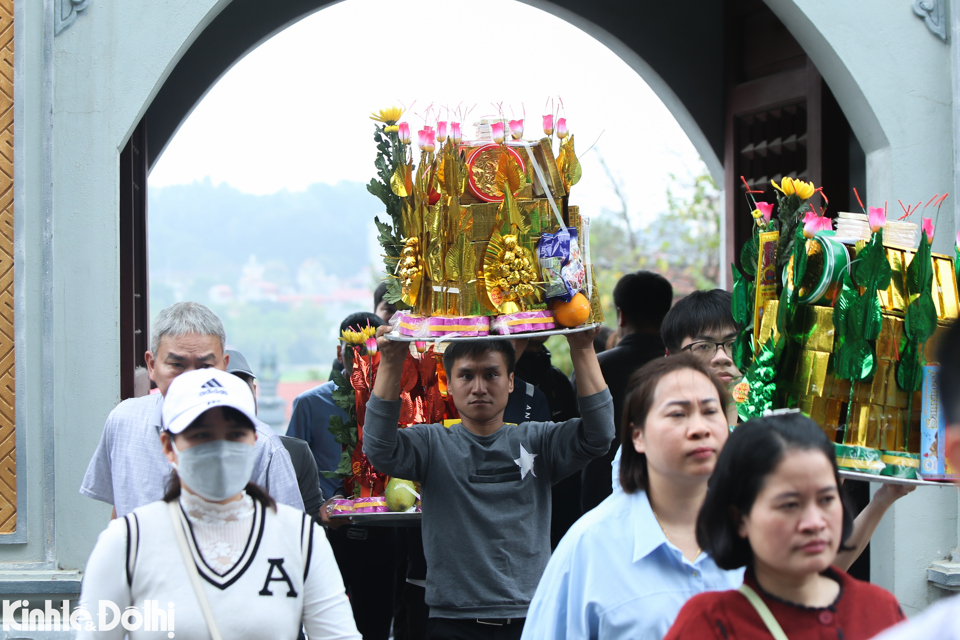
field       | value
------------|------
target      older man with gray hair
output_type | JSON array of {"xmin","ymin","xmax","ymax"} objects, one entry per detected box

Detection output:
[{"xmin": 81, "ymin": 302, "xmax": 303, "ymax": 517}]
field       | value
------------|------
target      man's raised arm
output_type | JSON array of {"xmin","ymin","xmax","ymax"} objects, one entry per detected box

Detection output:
[
  {"xmin": 567, "ymin": 326, "xmax": 606, "ymax": 396},
  {"xmin": 363, "ymin": 325, "xmax": 426, "ymax": 482}
]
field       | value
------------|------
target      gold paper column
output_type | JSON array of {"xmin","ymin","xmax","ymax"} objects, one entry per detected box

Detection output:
[{"xmin": 0, "ymin": 0, "xmax": 15, "ymax": 533}]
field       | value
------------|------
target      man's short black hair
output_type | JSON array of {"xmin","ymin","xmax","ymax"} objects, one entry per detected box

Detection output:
[
  {"xmin": 696, "ymin": 413, "xmax": 854, "ymax": 570},
  {"xmin": 661, "ymin": 289, "xmax": 737, "ymax": 354},
  {"xmin": 613, "ymin": 271, "xmax": 673, "ymax": 331},
  {"xmin": 373, "ymin": 282, "xmax": 388, "ymax": 311},
  {"xmin": 340, "ymin": 311, "xmax": 384, "ymax": 335},
  {"xmin": 442, "ymin": 340, "xmax": 516, "ymax": 378},
  {"xmin": 937, "ymin": 321, "xmax": 960, "ymax": 425}
]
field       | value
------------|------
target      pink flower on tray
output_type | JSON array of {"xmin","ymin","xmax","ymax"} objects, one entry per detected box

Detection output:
[
  {"xmin": 490, "ymin": 122, "xmax": 505, "ymax": 144},
  {"xmin": 418, "ymin": 128, "xmax": 436, "ymax": 153},
  {"xmin": 922, "ymin": 217, "xmax": 935, "ymax": 243},
  {"xmin": 542, "ymin": 114, "xmax": 554, "ymax": 136},
  {"xmin": 556, "ymin": 118, "xmax": 568, "ymax": 139},
  {"xmin": 398, "ymin": 122, "xmax": 411, "ymax": 145},
  {"xmin": 509, "ymin": 119, "xmax": 524, "ymax": 140},
  {"xmin": 451, "ymin": 122, "xmax": 462, "ymax": 144},
  {"xmin": 436, "ymin": 121, "xmax": 448, "ymax": 144},
  {"xmin": 802, "ymin": 210, "xmax": 832, "ymax": 238},
  {"xmin": 868, "ymin": 206, "xmax": 886, "ymax": 233}
]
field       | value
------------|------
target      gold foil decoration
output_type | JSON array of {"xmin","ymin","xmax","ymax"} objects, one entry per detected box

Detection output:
[
  {"xmin": 876, "ymin": 316, "xmax": 902, "ymax": 361},
  {"xmin": 391, "ymin": 162, "xmax": 413, "ymax": 197},
  {"xmin": 495, "ymin": 148, "xmax": 524, "ymax": 198},
  {"xmin": 880, "ymin": 247, "xmax": 907, "ymax": 313},
  {"xmin": 483, "ymin": 233, "xmax": 538, "ymax": 314},
  {"xmin": 567, "ymin": 205, "xmax": 580, "ymax": 229},
  {"xmin": 800, "ymin": 395, "xmax": 842, "ymax": 440},
  {"xmin": 934, "ymin": 256, "xmax": 960, "ymax": 320},
  {"xmin": 754, "ymin": 231, "xmax": 780, "ymax": 347},
  {"xmin": 424, "ymin": 202, "xmax": 443, "ymax": 283},
  {"xmin": 469, "ymin": 204, "xmax": 499, "ymax": 241},
  {"xmin": 530, "ymin": 138, "xmax": 567, "ymax": 199},
  {"xmin": 556, "ymin": 134, "xmax": 582, "ymax": 191},
  {"xmin": 758, "ymin": 300, "xmax": 780, "ymax": 346},
  {"xmin": 843, "ymin": 403, "xmax": 871, "ymax": 448},
  {"xmin": 801, "ymin": 306, "xmax": 835, "ymax": 352},
  {"xmin": 795, "ymin": 350, "xmax": 830, "ymax": 397},
  {"xmin": 398, "ymin": 237, "xmax": 424, "ymax": 306}
]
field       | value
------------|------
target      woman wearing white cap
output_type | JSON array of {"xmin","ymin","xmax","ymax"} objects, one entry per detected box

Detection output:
[{"xmin": 78, "ymin": 369, "xmax": 360, "ymax": 639}]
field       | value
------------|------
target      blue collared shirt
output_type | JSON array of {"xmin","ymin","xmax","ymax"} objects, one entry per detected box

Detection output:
[{"xmin": 521, "ymin": 489, "xmax": 743, "ymax": 640}]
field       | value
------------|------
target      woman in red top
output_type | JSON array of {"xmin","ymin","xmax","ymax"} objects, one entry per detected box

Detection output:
[{"xmin": 665, "ymin": 413, "xmax": 904, "ymax": 639}]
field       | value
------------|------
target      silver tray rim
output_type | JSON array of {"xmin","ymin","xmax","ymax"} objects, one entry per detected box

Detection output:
[
  {"xmin": 385, "ymin": 322, "xmax": 600, "ymax": 342},
  {"xmin": 839, "ymin": 469, "xmax": 946, "ymax": 487}
]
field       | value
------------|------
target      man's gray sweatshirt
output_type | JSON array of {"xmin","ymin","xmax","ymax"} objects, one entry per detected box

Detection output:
[{"xmin": 363, "ymin": 388, "xmax": 614, "ymax": 619}]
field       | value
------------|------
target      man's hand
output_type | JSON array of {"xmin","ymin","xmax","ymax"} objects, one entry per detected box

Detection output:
[
  {"xmin": 372, "ymin": 325, "xmax": 408, "ymax": 401},
  {"xmin": 376, "ymin": 325, "xmax": 408, "ymax": 370},
  {"xmin": 566, "ymin": 325, "xmax": 600, "ymax": 351},
  {"xmin": 566, "ymin": 325, "xmax": 606, "ymax": 396},
  {"xmin": 319, "ymin": 495, "xmax": 349, "ymax": 530}
]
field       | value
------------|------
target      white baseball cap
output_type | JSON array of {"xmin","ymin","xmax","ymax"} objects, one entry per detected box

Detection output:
[{"xmin": 162, "ymin": 369, "xmax": 258, "ymax": 435}]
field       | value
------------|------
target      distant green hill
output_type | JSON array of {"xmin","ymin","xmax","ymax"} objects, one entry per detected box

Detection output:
[
  {"xmin": 148, "ymin": 179, "xmax": 379, "ymax": 282},
  {"xmin": 148, "ymin": 179, "xmax": 382, "ymax": 368}
]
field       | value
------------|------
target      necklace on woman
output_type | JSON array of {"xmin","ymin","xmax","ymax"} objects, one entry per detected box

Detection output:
[{"xmin": 651, "ymin": 507, "xmax": 701, "ymax": 560}]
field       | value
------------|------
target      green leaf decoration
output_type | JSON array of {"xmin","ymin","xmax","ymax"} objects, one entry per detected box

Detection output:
[
  {"xmin": 737, "ymin": 338, "xmax": 780, "ymax": 421},
  {"xmin": 740, "ymin": 235, "xmax": 759, "ymax": 277},
  {"xmin": 855, "ymin": 290, "xmax": 884, "ymax": 341},
  {"xmin": 955, "ymin": 246, "xmax": 960, "ymax": 287},
  {"xmin": 323, "ymin": 368, "xmax": 360, "ymax": 480},
  {"xmin": 905, "ymin": 295, "xmax": 938, "ymax": 343},
  {"xmin": 832, "ymin": 271, "xmax": 860, "ymax": 381},
  {"xmin": 896, "ymin": 341, "xmax": 924, "ymax": 392},
  {"xmin": 851, "ymin": 230, "xmax": 892, "ymax": 292},
  {"xmin": 731, "ymin": 266, "xmax": 751, "ymax": 326},
  {"xmin": 732, "ymin": 331, "xmax": 753, "ymax": 375},
  {"xmin": 906, "ymin": 233, "xmax": 934, "ymax": 300}
]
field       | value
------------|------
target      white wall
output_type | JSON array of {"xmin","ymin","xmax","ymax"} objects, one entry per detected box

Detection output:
[{"xmin": 7, "ymin": 0, "xmax": 230, "ymax": 577}]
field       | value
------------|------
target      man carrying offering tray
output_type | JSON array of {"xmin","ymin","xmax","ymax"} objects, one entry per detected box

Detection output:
[{"xmin": 363, "ymin": 325, "xmax": 614, "ymax": 640}]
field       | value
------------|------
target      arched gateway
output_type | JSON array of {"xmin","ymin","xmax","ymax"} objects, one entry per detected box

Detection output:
[{"xmin": 2, "ymin": 0, "xmax": 957, "ymax": 622}]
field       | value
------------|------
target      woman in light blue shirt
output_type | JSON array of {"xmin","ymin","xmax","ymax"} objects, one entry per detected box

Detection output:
[{"xmin": 522, "ymin": 354, "xmax": 743, "ymax": 640}]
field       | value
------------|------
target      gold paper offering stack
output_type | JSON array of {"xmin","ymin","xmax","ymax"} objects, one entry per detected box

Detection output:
[
  {"xmin": 387, "ymin": 122, "xmax": 603, "ymax": 327},
  {"xmin": 758, "ymin": 246, "xmax": 958, "ymax": 454}
]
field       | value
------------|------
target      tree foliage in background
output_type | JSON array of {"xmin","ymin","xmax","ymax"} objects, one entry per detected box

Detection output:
[{"xmin": 549, "ymin": 163, "xmax": 721, "ymax": 376}]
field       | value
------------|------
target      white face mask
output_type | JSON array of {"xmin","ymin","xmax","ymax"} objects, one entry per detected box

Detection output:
[{"xmin": 170, "ymin": 439, "xmax": 257, "ymax": 502}]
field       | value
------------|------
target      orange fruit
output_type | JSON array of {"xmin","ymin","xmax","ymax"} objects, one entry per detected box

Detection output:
[{"xmin": 552, "ymin": 293, "xmax": 591, "ymax": 327}]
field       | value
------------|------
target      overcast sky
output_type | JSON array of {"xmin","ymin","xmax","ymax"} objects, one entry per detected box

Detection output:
[{"xmin": 148, "ymin": 0, "xmax": 705, "ymax": 229}]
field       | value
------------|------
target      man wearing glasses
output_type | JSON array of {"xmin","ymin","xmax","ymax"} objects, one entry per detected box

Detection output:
[{"xmin": 661, "ymin": 289, "xmax": 742, "ymax": 425}]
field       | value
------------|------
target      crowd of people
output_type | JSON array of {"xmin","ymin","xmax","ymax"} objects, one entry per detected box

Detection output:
[{"xmin": 73, "ymin": 271, "xmax": 960, "ymax": 639}]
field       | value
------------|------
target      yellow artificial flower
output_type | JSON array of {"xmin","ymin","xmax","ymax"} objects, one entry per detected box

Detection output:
[
  {"xmin": 384, "ymin": 125, "xmax": 399, "ymax": 133},
  {"xmin": 370, "ymin": 106, "xmax": 405, "ymax": 126},
  {"xmin": 771, "ymin": 176, "xmax": 816, "ymax": 200},
  {"xmin": 793, "ymin": 179, "xmax": 816, "ymax": 200},
  {"xmin": 340, "ymin": 325, "xmax": 378, "ymax": 345},
  {"xmin": 771, "ymin": 177, "xmax": 796, "ymax": 196}
]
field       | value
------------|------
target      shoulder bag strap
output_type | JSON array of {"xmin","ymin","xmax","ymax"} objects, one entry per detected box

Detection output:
[
  {"xmin": 168, "ymin": 500, "xmax": 225, "ymax": 640},
  {"xmin": 738, "ymin": 584, "xmax": 789, "ymax": 640}
]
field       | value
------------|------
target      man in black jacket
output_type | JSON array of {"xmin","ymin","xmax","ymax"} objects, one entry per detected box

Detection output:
[{"xmin": 574, "ymin": 270, "xmax": 672, "ymax": 512}]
